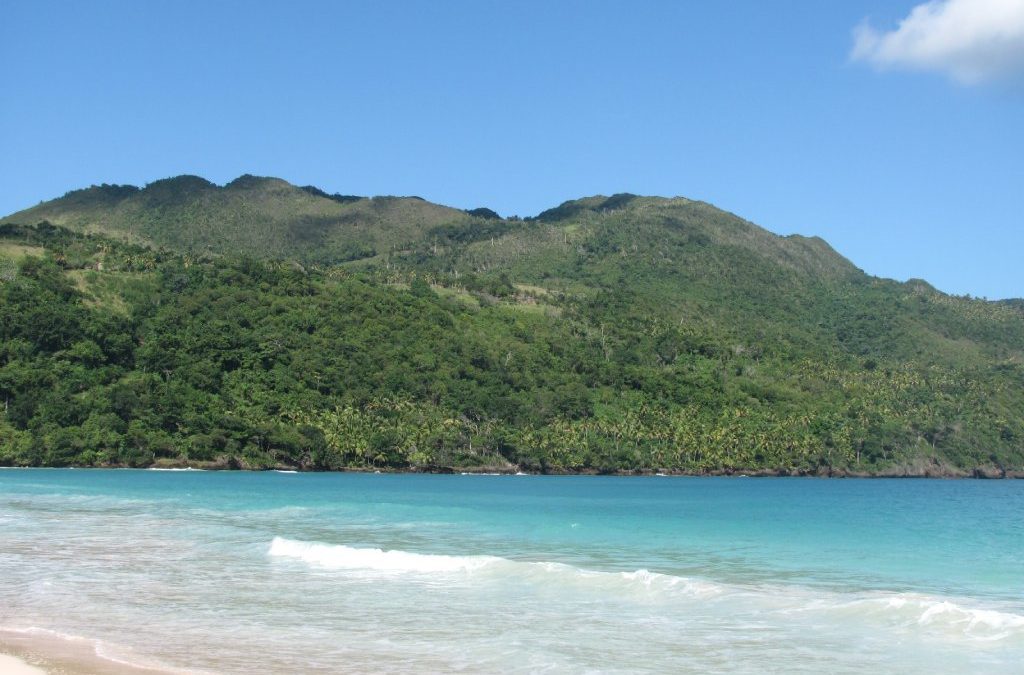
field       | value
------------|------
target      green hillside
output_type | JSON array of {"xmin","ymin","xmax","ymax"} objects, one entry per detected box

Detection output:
[
  {"xmin": 5, "ymin": 175, "xmax": 474, "ymax": 264},
  {"xmin": 1, "ymin": 178, "xmax": 1022, "ymax": 475}
]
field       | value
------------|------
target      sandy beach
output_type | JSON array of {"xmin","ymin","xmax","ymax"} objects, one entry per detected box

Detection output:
[
  {"xmin": 0, "ymin": 654, "xmax": 46, "ymax": 675},
  {"xmin": 0, "ymin": 630, "xmax": 169, "ymax": 675}
]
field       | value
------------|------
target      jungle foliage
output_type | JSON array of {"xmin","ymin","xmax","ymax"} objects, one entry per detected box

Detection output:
[{"xmin": 1, "ymin": 181, "xmax": 1023, "ymax": 474}]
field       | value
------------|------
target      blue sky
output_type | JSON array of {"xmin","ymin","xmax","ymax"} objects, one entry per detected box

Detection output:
[{"xmin": 2, "ymin": 0, "xmax": 1022, "ymax": 298}]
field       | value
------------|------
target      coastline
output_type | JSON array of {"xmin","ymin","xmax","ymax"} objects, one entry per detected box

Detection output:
[
  {"xmin": 0, "ymin": 629, "xmax": 177, "ymax": 675},
  {"xmin": 1, "ymin": 461, "xmax": 1021, "ymax": 478}
]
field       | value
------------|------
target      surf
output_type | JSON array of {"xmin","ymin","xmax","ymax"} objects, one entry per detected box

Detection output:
[{"xmin": 267, "ymin": 536, "xmax": 1024, "ymax": 644}]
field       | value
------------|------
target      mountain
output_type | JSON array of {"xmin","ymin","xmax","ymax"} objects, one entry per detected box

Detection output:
[
  {"xmin": 5, "ymin": 174, "xmax": 473, "ymax": 263},
  {"xmin": 1, "ymin": 176, "xmax": 1022, "ymax": 476},
  {"xmin": 7, "ymin": 176, "xmax": 856, "ymax": 278}
]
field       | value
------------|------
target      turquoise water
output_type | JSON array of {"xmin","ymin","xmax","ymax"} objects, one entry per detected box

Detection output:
[{"xmin": 1, "ymin": 470, "xmax": 1022, "ymax": 673}]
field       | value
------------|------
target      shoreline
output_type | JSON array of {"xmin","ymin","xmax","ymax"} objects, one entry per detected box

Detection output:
[
  {"xmin": 0, "ymin": 629, "xmax": 178, "ymax": 675},
  {"xmin": 1, "ymin": 462, "xmax": 1021, "ymax": 479},
  {"xmin": 0, "ymin": 654, "xmax": 45, "ymax": 675}
]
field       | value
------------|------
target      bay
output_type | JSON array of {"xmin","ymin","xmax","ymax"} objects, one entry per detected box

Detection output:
[{"xmin": 1, "ymin": 470, "xmax": 1021, "ymax": 673}]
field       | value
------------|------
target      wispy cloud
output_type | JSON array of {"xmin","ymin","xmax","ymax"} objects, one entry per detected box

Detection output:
[{"xmin": 851, "ymin": 0, "xmax": 1024, "ymax": 84}]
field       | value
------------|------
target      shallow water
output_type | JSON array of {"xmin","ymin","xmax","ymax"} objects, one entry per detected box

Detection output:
[{"xmin": 1, "ymin": 470, "xmax": 1022, "ymax": 673}]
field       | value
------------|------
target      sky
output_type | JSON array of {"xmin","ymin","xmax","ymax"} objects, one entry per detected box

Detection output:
[{"xmin": 2, "ymin": 0, "xmax": 1023, "ymax": 299}]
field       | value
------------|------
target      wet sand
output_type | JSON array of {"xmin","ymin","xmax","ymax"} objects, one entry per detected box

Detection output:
[{"xmin": 0, "ymin": 630, "xmax": 175, "ymax": 674}]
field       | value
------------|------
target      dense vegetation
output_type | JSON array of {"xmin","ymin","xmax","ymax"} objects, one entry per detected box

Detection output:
[{"xmin": 2, "ymin": 179, "xmax": 1023, "ymax": 475}]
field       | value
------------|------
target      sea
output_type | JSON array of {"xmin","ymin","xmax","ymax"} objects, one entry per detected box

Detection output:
[{"xmin": 1, "ymin": 469, "xmax": 1022, "ymax": 673}]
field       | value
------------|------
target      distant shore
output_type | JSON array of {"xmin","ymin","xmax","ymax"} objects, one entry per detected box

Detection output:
[{"xmin": 2, "ymin": 461, "xmax": 1021, "ymax": 478}]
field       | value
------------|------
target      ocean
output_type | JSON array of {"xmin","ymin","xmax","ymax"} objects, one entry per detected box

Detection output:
[{"xmin": 1, "ymin": 469, "xmax": 1022, "ymax": 673}]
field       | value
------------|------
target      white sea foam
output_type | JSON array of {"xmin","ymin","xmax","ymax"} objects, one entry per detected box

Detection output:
[
  {"xmin": 872, "ymin": 595, "xmax": 1024, "ymax": 640},
  {"xmin": 268, "ymin": 537, "xmax": 725, "ymax": 597},
  {"xmin": 268, "ymin": 537, "xmax": 501, "ymax": 573},
  {"xmin": 146, "ymin": 467, "xmax": 204, "ymax": 471},
  {"xmin": 768, "ymin": 590, "xmax": 1024, "ymax": 644},
  {"xmin": 267, "ymin": 537, "xmax": 1024, "ymax": 644}
]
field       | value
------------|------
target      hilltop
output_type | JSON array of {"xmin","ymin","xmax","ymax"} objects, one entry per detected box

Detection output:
[
  {"xmin": 6, "ymin": 175, "xmax": 473, "ymax": 263},
  {"xmin": 1, "ymin": 177, "xmax": 1022, "ymax": 475}
]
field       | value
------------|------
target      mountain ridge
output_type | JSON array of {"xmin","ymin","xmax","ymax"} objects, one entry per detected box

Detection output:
[
  {"xmin": 3, "ymin": 175, "xmax": 877, "ymax": 290},
  {"xmin": 5, "ymin": 175, "xmax": 1017, "ymax": 301},
  {"xmin": 4, "ymin": 174, "xmax": 475, "ymax": 264}
]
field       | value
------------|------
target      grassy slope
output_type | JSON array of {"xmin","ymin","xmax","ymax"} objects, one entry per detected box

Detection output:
[
  {"xmin": 5, "ymin": 175, "xmax": 473, "ymax": 263},
  {"xmin": 395, "ymin": 194, "xmax": 1023, "ymax": 366}
]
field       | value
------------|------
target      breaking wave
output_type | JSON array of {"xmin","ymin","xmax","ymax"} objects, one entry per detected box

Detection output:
[
  {"xmin": 268, "ymin": 536, "xmax": 501, "ymax": 573},
  {"xmin": 267, "ymin": 537, "xmax": 1024, "ymax": 643}
]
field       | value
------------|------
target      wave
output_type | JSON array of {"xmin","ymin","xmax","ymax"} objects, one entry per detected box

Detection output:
[
  {"xmin": 267, "ymin": 537, "xmax": 1024, "ymax": 643},
  {"xmin": 146, "ymin": 467, "xmax": 204, "ymax": 471},
  {"xmin": 269, "ymin": 537, "xmax": 730, "ymax": 597},
  {"xmin": 831, "ymin": 595, "xmax": 1024, "ymax": 641},
  {"xmin": 269, "ymin": 536, "xmax": 501, "ymax": 572}
]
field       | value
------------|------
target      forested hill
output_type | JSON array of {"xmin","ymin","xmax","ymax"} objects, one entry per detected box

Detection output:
[{"xmin": 1, "ymin": 177, "xmax": 1023, "ymax": 476}]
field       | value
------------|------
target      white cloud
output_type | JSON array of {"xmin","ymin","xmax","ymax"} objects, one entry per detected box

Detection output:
[{"xmin": 851, "ymin": 0, "xmax": 1024, "ymax": 84}]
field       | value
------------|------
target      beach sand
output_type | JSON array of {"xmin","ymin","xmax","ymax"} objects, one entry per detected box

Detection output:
[
  {"xmin": 0, "ymin": 654, "xmax": 46, "ymax": 675},
  {"xmin": 0, "ymin": 630, "xmax": 172, "ymax": 674}
]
